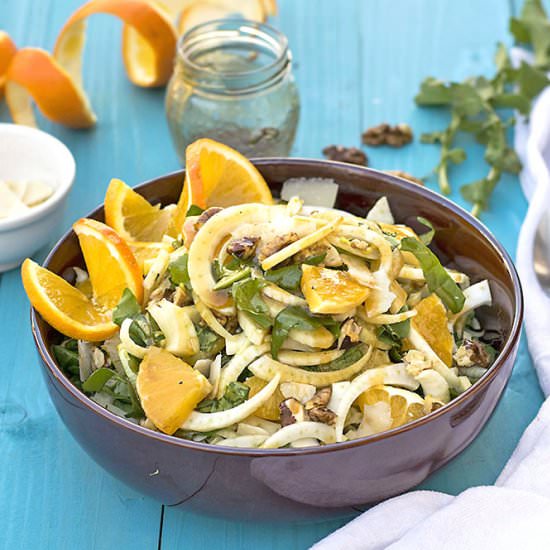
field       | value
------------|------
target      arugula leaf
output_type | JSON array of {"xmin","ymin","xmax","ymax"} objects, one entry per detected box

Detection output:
[
  {"xmin": 264, "ymin": 253, "xmax": 327, "ymax": 291},
  {"xmin": 186, "ymin": 204, "xmax": 204, "ymax": 217},
  {"xmin": 113, "ymin": 288, "xmax": 141, "ymax": 326},
  {"xmin": 232, "ymin": 278, "xmax": 272, "ymax": 329},
  {"xmin": 196, "ymin": 325, "xmax": 224, "ymax": 355},
  {"xmin": 197, "ymin": 382, "xmax": 249, "ymax": 413},
  {"xmin": 169, "ymin": 253, "xmax": 192, "ymax": 290},
  {"xmin": 52, "ymin": 340, "xmax": 80, "ymax": 375},
  {"xmin": 400, "ymin": 238, "xmax": 465, "ymax": 313},
  {"xmin": 82, "ymin": 368, "xmax": 116, "ymax": 392},
  {"xmin": 271, "ymin": 306, "xmax": 340, "ymax": 359},
  {"xmin": 306, "ymin": 345, "xmax": 366, "ymax": 372},
  {"xmin": 415, "ymin": 77, "xmax": 453, "ymax": 105},
  {"xmin": 417, "ymin": 217, "xmax": 435, "ymax": 246}
]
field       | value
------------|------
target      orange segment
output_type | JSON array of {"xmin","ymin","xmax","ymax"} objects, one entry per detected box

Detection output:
[
  {"xmin": 136, "ymin": 347, "xmax": 211, "ymax": 434},
  {"xmin": 130, "ymin": 241, "xmax": 173, "ymax": 273},
  {"xmin": 5, "ymin": 47, "xmax": 96, "ymax": 128},
  {"xmin": 245, "ymin": 376, "xmax": 283, "ymax": 421},
  {"xmin": 22, "ymin": 259, "xmax": 117, "ymax": 341},
  {"xmin": 412, "ymin": 294, "xmax": 453, "ymax": 366},
  {"xmin": 0, "ymin": 31, "xmax": 17, "ymax": 100},
  {"xmin": 301, "ymin": 264, "xmax": 370, "ymax": 314},
  {"xmin": 169, "ymin": 139, "xmax": 273, "ymax": 236},
  {"xmin": 177, "ymin": 0, "xmax": 266, "ymax": 34},
  {"xmin": 104, "ymin": 178, "xmax": 172, "ymax": 242},
  {"xmin": 73, "ymin": 218, "xmax": 143, "ymax": 308},
  {"xmin": 55, "ymin": 0, "xmax": 177, "ymax": 88}
]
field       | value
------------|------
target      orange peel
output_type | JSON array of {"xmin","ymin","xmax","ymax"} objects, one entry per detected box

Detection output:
[
  {"xmin": 4, "ymin": 0, "xmax": 176, "ymax": 128},
  {"xmin": 0, "ymin": 31, "xmax": 17, "ymax": 99}
]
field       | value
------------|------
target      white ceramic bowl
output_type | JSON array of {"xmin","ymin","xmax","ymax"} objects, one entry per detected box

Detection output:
[{"xmin": 0, "ymin": 123, "xmax": 75, "ymax": 272}]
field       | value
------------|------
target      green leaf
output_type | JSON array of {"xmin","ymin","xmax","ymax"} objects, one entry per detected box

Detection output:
[
  {"xmin": 52, "ymin": 341, "xmax": 80, "ymax": 375},
  {"xmin": 510, "ymin": 0, "xmax": 550, "ymax": 69},
  {"xmin": 415, "ymin": 77, "xmax": 452, "ymax": 105},
  {"xmin": 265, "ymin": 265, "xmax": 302, "ymax": 291},
  {"xmin": 196, "ymin": 325, "xmax": 224, "ymax": 355},
  {"xmin": 304, "ymin": 252, "xmax": 327, "ymax": 266},
  {"xmin": 492, "ymin": 93, "xmax": 531, "ymax": 115},
  {"xmin": 213, "ymin": 267, "xmax": 251, "ymax": 290},
  {"xmin": 169, "ymin": 253, "xmax": 192, "ymax": 290},
  {"xmin": 232, "ymin": 278, "xmax": 272, "ymax": 329},
  {"xmin": 113, "ymin": 288, "xmax": 141, "ymax": 326},
  {"xmin": 443, "ymin": 147, "xmax": 467, "ymax": 165},
  {"xmin": 420, "ymin": 131, "xmax": 445, "ymax": 144},
  {"xmin": 271, "ymin": 306, "xmax": 340, "ymax": 359},
  {"xmin": 515, "ymin": 61, "xmax": 549, "ymax": 99},
  {"xmin": 400, "ymin": 238, "xmax": 465, "ymax": 313},
  {"xmin": 307, "ymin": 345, "xmax": 365, "ymax": 372},
  {"xmin": 197, "ymin": 381, "xmax": 249, "ymax": 412},
  {"xmin": 450, "ymin": 83, "xmax": 486, "ymax": 117},
  {"xmin": 83, "ymin": 368, "xmax": 116, "ymax": 392},
  {"xmin": 186, "ymin": 204, "xmax": 204, "ymax": 217},
  {"xmin": 494, "ymin": 42, "xmax": 511, "ymax": 72},
  {"xmin": 417, "ymin": 217, "xmax": 435, "ymax": 245}
]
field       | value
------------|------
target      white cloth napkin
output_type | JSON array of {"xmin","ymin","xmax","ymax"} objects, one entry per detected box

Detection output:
[{"xmin": 313, "ymin": 53, "xmax": 550, "ymax": 550}]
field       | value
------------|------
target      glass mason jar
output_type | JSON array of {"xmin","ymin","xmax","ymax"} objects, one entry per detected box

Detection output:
[{"xmin": 165, "ymin": 19, "xmax": 300, "ymax": 164}]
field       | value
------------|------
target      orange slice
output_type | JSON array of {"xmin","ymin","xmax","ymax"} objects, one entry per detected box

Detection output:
[
  {"xmin": 412, "ymin": 294, "xmax": 453, "ymax": 366},
  {"xmin": 168, "ymin": 138, "xmax": 273, "ymax": 236},
  {"xmin": 5, "ymin": 0, "xmax": 176, "ymax": 128},
  {"xmin": 301, "ymin": 264, "xmax": 370, "ymax": 315},
  {"xmin": 130, "ymin": 241, "xmax": 173, "ymax": 273},
  {"xmin": 137, "ymin": 347, "xmax": 211, "ymax": 434},
  {"xmin": 73, "ymin": 218, "xmax": 143, "ymax": 308},
  {"xmin": 0, "ymin": 31, "xmax": 17, "ymax": 100},
  {"xmin": 22, "ymin": 259, "xmax": 118, "ymax": 341},
  {"xmin": 245, "ymin": 376, "xmax": 284, "ymax": 421},
  {"xmin": 356, "ymin": 385, "xmax": 425, "ymax": 430},
  {"xmin": 104, "ymin": 178, "xmax": 173, "ymax": 242},
  {"xmin": 177, "ymin": 0, "xmax": 266, "ymax": 35}
]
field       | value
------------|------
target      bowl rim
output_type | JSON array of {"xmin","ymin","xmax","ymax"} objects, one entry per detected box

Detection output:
[
  {"xmin": 31, "ymin": 158, "xmax": 524, "ymax": 457},
  {"xmin": 0, "ymin": 123, "xmax": 76, "ymax": 232}
]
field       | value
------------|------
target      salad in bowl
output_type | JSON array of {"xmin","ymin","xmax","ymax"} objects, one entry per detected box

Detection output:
[{"xmin": 23, "ymin": 140, "xmax": 496, "ymax": 451}]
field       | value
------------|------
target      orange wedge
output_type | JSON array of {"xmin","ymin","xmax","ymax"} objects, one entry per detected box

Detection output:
[
  {"xmin": 177, "ymin": 0, "xmax": 266, "ymax": 35},
  {"xmin": 130, "ymin": 241, "xmax": 173, "ymax": 273},
  {"xmin": 168, "ymin": 138, "xmax": 273, "ymax": 236},
  {"xmin": 412, "ymin": 294, "xmax": 453, "ymax": 366},
  {"xmin": 245, "ymin": 376, "xmax": 284, "ymax": 421},
  {"xmin": 105, "ymin": 178, "xmax": 173, "ymax": 242},
  {"xmin": 137, "ymin": 347, "xmax": 211, "ymax": 434},
  {"xmin": 301, "ymin": 264, "xmax": 370, "ymax": 314},
  {"xmin": 73, "ymin": 217, "xmax": 144, "ymax": 308},
  {"xmin": 22, "ymin": 259, "xmax": 118, "ymax": 341},
  {"xmin": 0, "ymin": 31, "xmax": 16, "ymax": 100}
]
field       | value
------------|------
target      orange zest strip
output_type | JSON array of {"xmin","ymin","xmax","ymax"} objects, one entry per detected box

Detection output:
[
  {"xmin": 55, "ymin": 0, "xmax": 177, "ymax": 88},
  {"xmin": 5, "ymin": 48, "xmax": 96, "ymax": 128},
  {"xmin": 0, "ymin": 31, "xmax": 17, "ymax": 100}
]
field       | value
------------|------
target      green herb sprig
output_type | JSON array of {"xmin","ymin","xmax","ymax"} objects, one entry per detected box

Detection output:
[{"xmin": 415, "ymin": 0, "xmax": 550, "ymax": 216}]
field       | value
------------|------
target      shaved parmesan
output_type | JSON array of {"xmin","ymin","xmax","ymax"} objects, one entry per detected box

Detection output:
[
  {"xmin": 181, "ymin": 374, "xmax": 281, "ymax": 432},
  {"xmin": 280, "ymin": 382, "xmax": 317, "ymax": 403},
  {"xmin": 261, "ymin": 421, "xmax": 336, "ymax": 448},
  {"xmin": 249, "ymin": 345, "xmax": 372, "ymax": 386},
  {"xmin": 0, "ymin": 181, "xmax": 29, "ymax": 218},
  {"xmin": 366, "ymin": 197, "xmax": 394, "ymax": 224},
  {"xmin": 280, "ymin": 178, "xmax": 339, "ymax": 208}
]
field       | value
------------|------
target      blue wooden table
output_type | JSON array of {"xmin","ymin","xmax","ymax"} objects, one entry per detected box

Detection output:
[{"xmin": 0, "ymin": 1, "xmax": 544, "ymax": 548}]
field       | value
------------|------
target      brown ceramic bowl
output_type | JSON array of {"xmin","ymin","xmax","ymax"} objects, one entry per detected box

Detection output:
[{"xmin": 32, "ymin": 159, "xmax": 522, "ymax": 521}]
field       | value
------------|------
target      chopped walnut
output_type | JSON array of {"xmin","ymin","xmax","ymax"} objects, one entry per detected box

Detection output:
[
  {"xmin": 385, "ymin": 170, "xmax": 424, "ymax": 186},
  {"xmin": 322, "ymin": 145, "xmax": 368, "ymax": 166},
  {"xmin": 170, "ymin": 285, "xmax": 188, "ymax": 306},
  {"xmin": 454, "ymin": 339, "xmax": 492, "ymax": 369},
  {"xmin": 362, "ymin": 123, "xmax": 413, "ymax": 147},
  {"xmin": 257, "ymin": 232, "xmax": 299, "ymax": 262},
  {"xmin": 214, "ymin": 312, "xmax": 239, "ymax": 333},
  {"xmin": 280, "ymin": 398, "xmax": 306, "ymax": 427},
  {"xmin": 304, "ymin": 387, "xmax": 337, "ymax": 425},
  {"xmin": 226, "ymin": 236, "xmax": 259, "ymax": 259}
]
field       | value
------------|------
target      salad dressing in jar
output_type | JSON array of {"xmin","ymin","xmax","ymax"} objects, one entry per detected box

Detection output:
[{"xmin": 165, "ymin": 19, "xmax": 300, "ymax": 163}]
